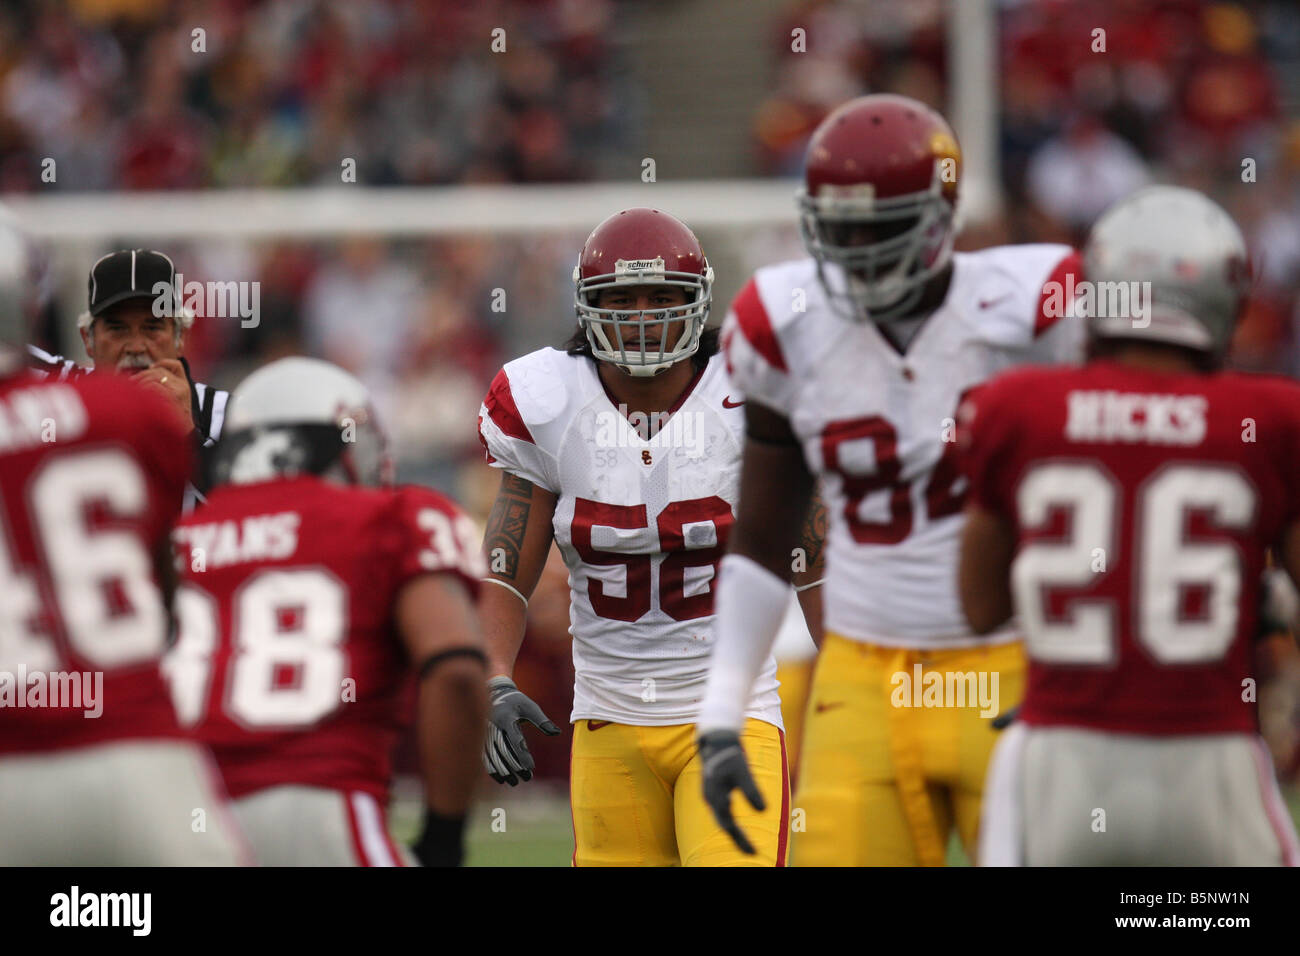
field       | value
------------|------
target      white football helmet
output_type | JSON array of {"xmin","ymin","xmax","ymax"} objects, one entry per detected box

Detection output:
[
  {"xmin": 1084, "ymin": 185, "xmax": 1251, "ymax": 355},
  {"xmin": 214, "ymin": 357, "xmax": 391, "ymax": 488}
]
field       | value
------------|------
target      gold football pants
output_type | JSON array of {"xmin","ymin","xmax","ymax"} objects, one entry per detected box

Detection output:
[
  {"xmin": 569, "ymin": 717, "xmax": 789, "ymax": 866},
  {"xmin": 791, "ymin": 633, "xmax": 1025, "ymax": 866}
]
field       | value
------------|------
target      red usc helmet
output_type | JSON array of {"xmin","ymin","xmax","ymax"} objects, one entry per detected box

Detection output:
[
  {"xmin": 798, "ymin": 94, "xmax": 962, "ymax": 322},
  {"xmin": 573, "ymin": 207, "xmax": 713, "ymax": 377}
]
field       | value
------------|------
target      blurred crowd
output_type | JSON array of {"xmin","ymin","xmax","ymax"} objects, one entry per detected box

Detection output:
[{"xmin": 0, "ymin": 0, "xmax": 629, "ymax": 190}]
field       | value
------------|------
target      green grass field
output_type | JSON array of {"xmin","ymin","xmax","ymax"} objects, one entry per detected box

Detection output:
[
  {"xmin": 391, "ymin": 781, "xmax": 1300, "ymax": 866},
  {"xmin": 390, "ymin": 780, "xmax": 575, "ymax": 867}
]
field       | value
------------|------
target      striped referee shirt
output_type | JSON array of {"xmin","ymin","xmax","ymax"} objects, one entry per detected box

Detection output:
[{"xmin": 26, "ymin": 344, "xmax": 228, "ymax": 511}]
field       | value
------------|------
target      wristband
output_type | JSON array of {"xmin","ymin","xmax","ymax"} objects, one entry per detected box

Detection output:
[
  {"xmin": 481, "ymin": 576, "xmax": 529, "ymax": 609},
  {"xmin": 417, "ymin": 646, "xmax": 487, "ymax": 680}
]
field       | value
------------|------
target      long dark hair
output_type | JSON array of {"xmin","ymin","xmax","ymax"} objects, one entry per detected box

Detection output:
[{"xmin": 563, "ymin": 323, "xmax": 722, "ymax": 371}]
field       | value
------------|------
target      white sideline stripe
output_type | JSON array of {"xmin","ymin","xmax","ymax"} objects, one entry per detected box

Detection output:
[{"xmin": 350, "ymin": 791, "xmax": 397, "ymax": 867}]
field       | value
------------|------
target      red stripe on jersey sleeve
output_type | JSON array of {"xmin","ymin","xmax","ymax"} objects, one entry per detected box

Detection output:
[
  {"xmin": 730, "ymin": 279, "xmax": 788, "ymax": 372},
  {"xmin": 482, "ymin": 368, "xmax": 535, "ymax": 445},
  {"xmin": 1034, "ymin": 250, "xmax": 1082, "ymax": 337}
]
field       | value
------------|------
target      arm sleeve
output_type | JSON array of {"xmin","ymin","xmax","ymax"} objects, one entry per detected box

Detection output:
[
  {"xmin": 696, "ymin": 554, "xmax": 790, "ymax": 735},
  {"xmin": 476, "ymin": 368, "xmax": 557, "ymax": 493}
]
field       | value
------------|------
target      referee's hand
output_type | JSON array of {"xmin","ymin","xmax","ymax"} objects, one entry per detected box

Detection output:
[{"xmin": 132, "ymin": 359, "xmax": 193, "ymax": 430}]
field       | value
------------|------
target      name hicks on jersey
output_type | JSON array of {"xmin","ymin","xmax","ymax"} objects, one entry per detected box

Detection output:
[
  {"xmin": 175, "ymin": 511, "xmax": 301, "ymax": 571},
  {"xmin": 1066, "ymin": 390, "xmax": 1207, "ymax": 446}
]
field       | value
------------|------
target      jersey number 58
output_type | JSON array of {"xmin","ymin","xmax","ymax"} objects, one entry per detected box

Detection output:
[{"xmin": 571, "ymin": 495, "xmax": 732, "ymax": 623}]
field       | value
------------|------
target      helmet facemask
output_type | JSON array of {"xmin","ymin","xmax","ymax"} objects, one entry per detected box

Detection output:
[
  {"xmin": 799, "ymin": 181, "xmax": 955, "ymax": 324},
  {"xmin": 574, "ymin": 257, "xmax": 713, "ymax": 377}
]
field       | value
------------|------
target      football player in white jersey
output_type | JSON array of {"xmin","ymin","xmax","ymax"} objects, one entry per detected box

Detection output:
[
  {"xmin": 476, "ymin": 207, "xmax": 823, "ymax": 866},
  {"xmin": 696, "ymin": 94, "xmax": 1084, "ymax": 866}
]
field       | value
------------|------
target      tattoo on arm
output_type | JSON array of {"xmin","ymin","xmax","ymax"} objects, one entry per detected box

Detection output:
[
  {"xmin": 797, "ymin": 484, "xmax": 828, "ymax": 577},
  {"xmin": 483, "ymin": 473, "xmax": 533, "ymax": 580}
]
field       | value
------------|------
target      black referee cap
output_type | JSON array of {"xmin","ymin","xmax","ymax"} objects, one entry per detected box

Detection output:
[{"xmin": 87, "ymin": 249, "xmax": 177, "ymax": 317}]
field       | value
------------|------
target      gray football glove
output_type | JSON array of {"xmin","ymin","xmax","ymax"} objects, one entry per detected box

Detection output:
[
  {"xmin": 698, "ymin": 730, "xmax": 765, "ymax": 855},
  {"xmin": 483, "ymin": 676, "xmax": 561, "ymax": 786}
]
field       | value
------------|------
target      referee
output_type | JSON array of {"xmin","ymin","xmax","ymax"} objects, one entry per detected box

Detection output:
[{"xmin": 28, "ymin": 249, "xmax": 228, "ymax": 509}]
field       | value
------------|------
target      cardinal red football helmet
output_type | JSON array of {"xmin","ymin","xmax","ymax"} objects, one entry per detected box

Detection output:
[
  {"xmin": 798, "ymin": 94, "xmax": 962, "ymax": 322},
  {"xmin": 573, "ymin": 208, "xmax": 713, "ymax": 377}
]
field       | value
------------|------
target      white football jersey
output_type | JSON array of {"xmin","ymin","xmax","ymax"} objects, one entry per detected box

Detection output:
[
  {"xmin": 478, "ymin": 346, "xmax": 784, "ymax": 728},
  {"xmin": 724, "ymin": 245, "xmax": 1083, "ymax": 649}
]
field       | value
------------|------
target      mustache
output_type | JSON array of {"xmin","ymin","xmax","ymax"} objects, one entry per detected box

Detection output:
[{"xmin": 116, "ymin": 354, "xmax": 154, "ymax": 372}]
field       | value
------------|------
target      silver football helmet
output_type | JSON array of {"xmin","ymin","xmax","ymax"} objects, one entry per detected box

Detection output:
[
  {"xmin": 1083, "ymin": 185, "xmax": 1251, "ymax": 355},
  {"xmin": 215, "ymin": 357, "xmax": 391, "ymax": 488}
]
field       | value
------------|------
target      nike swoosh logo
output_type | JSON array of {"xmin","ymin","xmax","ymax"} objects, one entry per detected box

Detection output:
[
  {"xmin": 722, "ymin": 396, "xmax": 744, "ymax": 408},
  {"xmin": 814, "ymin": 701, "xmax": 845, "ymax": 714},
  {"xmin": 587, "ymin": 720, "xmax": 612, "ymax": 731},
  {"xmin": 979, "ymin": 294, "xmax": 1012, "ymax": 310}
]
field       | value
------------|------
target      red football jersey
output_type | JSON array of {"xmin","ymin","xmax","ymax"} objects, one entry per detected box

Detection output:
[
  {"xmin": 168, "ymin": 476, "xmax": 482, "ymax": 801},
  {"xmin": 0, "ymin": 370, "xmax": 191, "ymax": 755},
  {"xmin": 963, "ymin": 360, "xmax": 1300, "ymax": 734}
]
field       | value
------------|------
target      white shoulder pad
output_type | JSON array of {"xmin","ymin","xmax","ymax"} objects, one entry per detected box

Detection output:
[
  {"xmin": 477, "ymin": 348, "xmax": 580, "ymax": 493},
  {"xmin": 956, "ymin": 244, "xmax": 1081, "ymax": 356},
  {"xmin": 721, "ymin": 259, "xmax": 814, "ymax": 417}
]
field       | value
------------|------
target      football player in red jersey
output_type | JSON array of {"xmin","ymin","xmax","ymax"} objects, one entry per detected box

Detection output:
[
  {"xmin": 697, "ymin": 95, "xmax": 1082, "ymax": 865},
  {"xmin": 0, "ymin": 218, "xmax": 247, "ymax": 865},
  {"xmin": 960, "ymin": 185, "xmax": 1300, "ymax": 865},
  {"xmin": 165, "ymin": 357, "xmax": 489, "ymax": 866}
]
